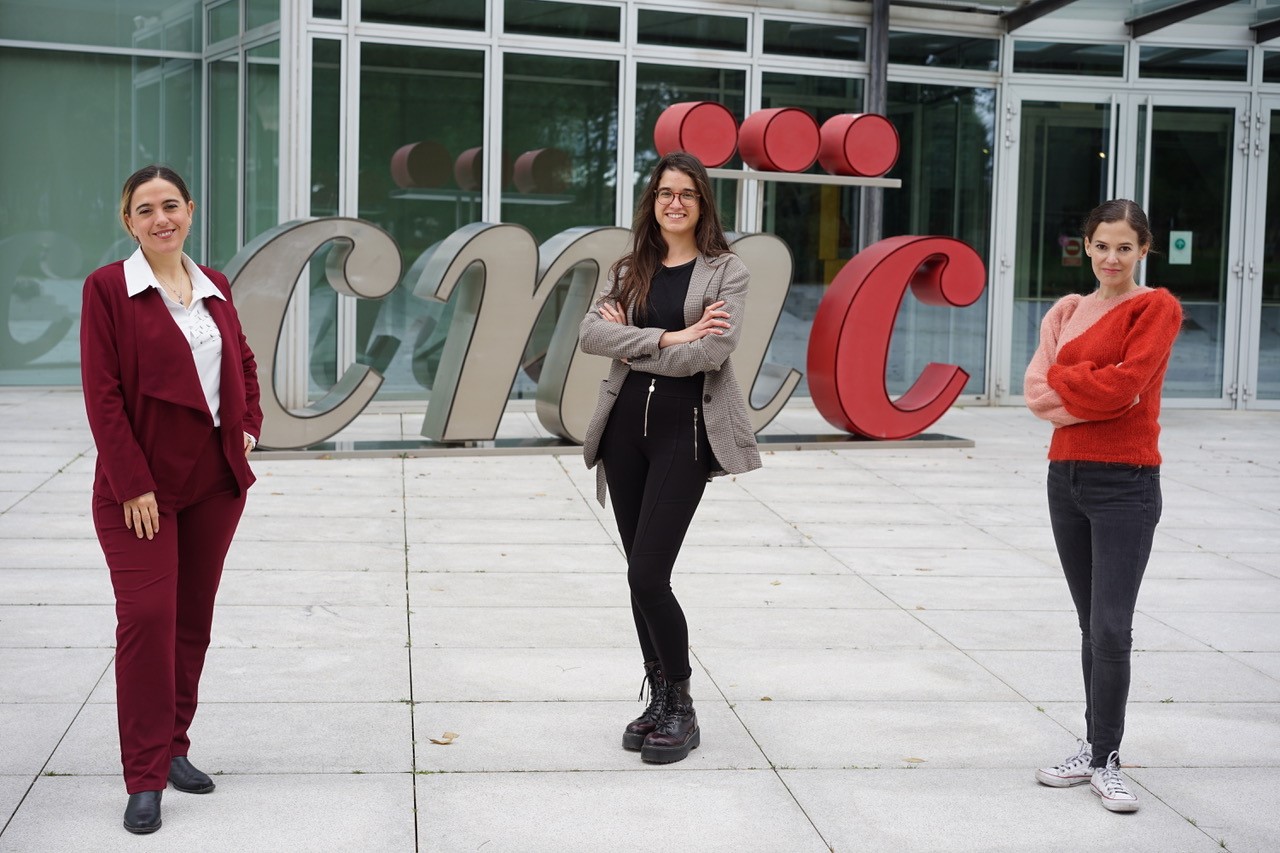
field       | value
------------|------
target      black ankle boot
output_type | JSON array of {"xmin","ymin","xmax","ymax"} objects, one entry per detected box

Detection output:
[
  {"xmin": 622, "ymin": 661, "xmax": 666, "ymax": 751},
  {"xmin": 168, "ymin": 755, "xmax": 216, "ymax": 794},
  {"xmin": 123, "ymin": 790, "xmax": 162, "ymax": 834},
  {"xmin": 640, "ymin": 677, "xmax": 699, "ymax": 764}
]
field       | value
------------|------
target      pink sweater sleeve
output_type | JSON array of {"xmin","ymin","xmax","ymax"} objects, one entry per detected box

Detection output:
[{"xmin": 1024, "ymin": 297, "xmax": 1086, "ymax": 427}]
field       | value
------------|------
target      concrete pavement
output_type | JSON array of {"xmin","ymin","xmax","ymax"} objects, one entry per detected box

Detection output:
[{"xmin": 1, "ymin": 387, "xmax": 1278, "ymax": 852}]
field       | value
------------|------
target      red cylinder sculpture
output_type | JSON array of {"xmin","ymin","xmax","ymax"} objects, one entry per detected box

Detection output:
[
  {"xmin": 454, "ymin": 147, "xmax": 514, "ymax": 192},
  {"xmin": 653, "ymin": 102, "xmax": 739, "ymax": 167},
  {"xmin": 513, "ymin": 147, "xmax": 571, "ymax": 194},
  {"xmin": 818, "ymin": 113, "xmax": 900, "ymax": 177},
  {"xmin": 390, "ymin": 140, "xmax": 452, "ymax": 188},
  {"xmin": 738, "ymin": 107, "xmax": 820, "ymax": 173}
]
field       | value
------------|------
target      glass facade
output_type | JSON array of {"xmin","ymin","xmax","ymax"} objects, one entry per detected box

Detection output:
[{"xmin": 2, "ymin": 0, "xmax": 1278, "ymax": 415}]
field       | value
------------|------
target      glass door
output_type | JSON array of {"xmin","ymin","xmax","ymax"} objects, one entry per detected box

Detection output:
[
  {"xmin": 995, "ymin": 89, "xmax": 1121, "ymax": 401},
  {"xmin": 1239, "ymin": 96, "xmax": 1280, "ymax": 408},
  {"xmin": 1136, "ymin": 96, "xmax": 1249, "ymax": 403}
]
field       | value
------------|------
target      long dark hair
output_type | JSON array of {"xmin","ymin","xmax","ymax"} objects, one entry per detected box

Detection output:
[
  {"xmin": 607, "ymin": 151, "xmax": 731, "ymax": 318},
  {"xmin": 1083, "ymin": 199, "xmax": 1154, "ymax": 249},
  {"xmin": 119, "ymin": 164, "xmax": 193, "ymax": 237}
]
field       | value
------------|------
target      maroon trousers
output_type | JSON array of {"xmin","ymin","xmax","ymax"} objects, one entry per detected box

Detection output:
[{"xmin": 92, "ymin": 429, "xmax": 246, "ymax": 794}]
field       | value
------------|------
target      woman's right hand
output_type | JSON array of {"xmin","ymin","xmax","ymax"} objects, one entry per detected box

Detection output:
[
  {"xmin": 123, "ymin": 492, "xmax": 160, "ymax": 540},
  {"xmin": 659, "ymin": 300, "xmax": 730, "ymax": 348}
]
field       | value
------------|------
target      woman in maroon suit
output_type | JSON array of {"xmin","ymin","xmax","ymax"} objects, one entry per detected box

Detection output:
[{"xmin": 81, "ymin": 165, "xmax": 262, "ymax": 834}]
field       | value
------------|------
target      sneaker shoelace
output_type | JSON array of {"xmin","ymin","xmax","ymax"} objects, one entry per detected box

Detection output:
[
  {"xmin": 1053, "ymin": 740, "xmax": 1091, "ymax": 774},
  {"xmin": 1096, "ymin": 752, "xmax": 1134, "ymax": 799}
]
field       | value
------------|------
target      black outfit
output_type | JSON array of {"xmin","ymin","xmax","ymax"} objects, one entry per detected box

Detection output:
[{"xmin": 599, "ymin": 259, "xmax": 714, "ymax": 683}]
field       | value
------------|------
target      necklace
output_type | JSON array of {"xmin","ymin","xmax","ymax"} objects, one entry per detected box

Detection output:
[{"xmin": 154, "ymin": 268, "xmax": 189, "ymax": 304}]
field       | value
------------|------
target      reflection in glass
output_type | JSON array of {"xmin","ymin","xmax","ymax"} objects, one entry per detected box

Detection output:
[
  {"xmin": 247, "ymin": 0, "xmax": 279, "ymax": 31},
  {"xmin": 503, "ymin": 53, "xmax": 618, "ymax": 398},
  {"xmin": 308, "ymin": 39, "xmax": 342, "ymax": 399},
  {"xmin": 889, "ymin": 32, "xmax": 998, "ymax": 71},
  {"xmin": 208, "ymin": 55, "xmax": 240, "ymax": 269},
  {"xmin": 358, "ymin": 43, "xmax": 484, "ymax": 401},
  {"xmin": 883, "ymin": 83, "xmax": 995, "ymax": 397},
  {"xmin": 362, "ymin": 0, "xmax": 484, "ymax": 30},
  {"xmin": 637, "ymin": 10, "xmax": 747, "ymax": 52},
  {"xmin": 763, "ymin": 20, "xmax": 863, "ymax": 61},
  {"xmin": 313, "ymin": 0, "xmax": 342, "ymax": 19},
  {"xmin": 0, "ymin": 47, "xmax": 199, "ymax": 384},
  {"xmin": 208, "ymin": 0, "xmax": 239, "ymax": 44},
  {"xmin": 1260, "ymin": 111, "xmax": 1280, "ymax": 399},
  {"xmin": 244, "ymin": 42, "xmax": 280, "ymax": 247},
  {"xmin": 0, "ymin": 0, "xmax": 202, "ymax": 50},
  {"xmin": 1139, "ymin": 46, "xmax": 1247, "ymax": 82},
  {"xmin": 505, "ymin": 0, "xmax": 619, "ymax": 40},
  {"xmin": 1009, "ymin": 101, "xmax": 1110, "ymax": 397},
  {"xmin": 1147, "ymin": 106, "xmax": 1233, "ymax": 398},
  {"xmin": 1014, "ymin": 41, "xmax": 1124, "ymax": 77},
  {"xmin": 634, "ymin": 64, "xmax": 745, "ymax": 227}
]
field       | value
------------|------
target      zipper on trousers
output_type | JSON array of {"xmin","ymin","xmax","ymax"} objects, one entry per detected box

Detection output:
[
  {"xmin": 643, "ymin": 378, "xmax": 655, "ymax": 437},
  {"xmin": 692, "ymin": 407, "xmax": 699, "ymax": 461}
]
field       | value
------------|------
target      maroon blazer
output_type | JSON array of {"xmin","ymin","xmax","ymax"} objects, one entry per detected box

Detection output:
[{"xmin": 80, "ymin": 260, "xmax": 263, "ymax": 505}]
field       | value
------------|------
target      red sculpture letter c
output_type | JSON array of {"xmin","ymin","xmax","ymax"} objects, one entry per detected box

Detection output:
[{"xmin": 807, "ymin": 235, "xmax": 986, "ymax": 440}]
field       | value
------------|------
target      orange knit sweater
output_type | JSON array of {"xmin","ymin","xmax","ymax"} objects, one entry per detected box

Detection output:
[{"xmin": 1024, "ymin": 287, "xmax": 1182, "ymax": 465}]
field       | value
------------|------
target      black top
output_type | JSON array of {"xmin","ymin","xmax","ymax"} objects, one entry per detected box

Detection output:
[
  {"xmin": 646, "ymin": 258, "xmax": 696, "ymax": 331},
  {"xmin": 637, "ymin": 257, "xmax": 703, "ymax": 392}
]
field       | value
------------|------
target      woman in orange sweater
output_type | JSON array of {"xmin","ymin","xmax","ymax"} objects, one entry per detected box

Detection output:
[{"xmin": 1024, "ymin": 199, "xmax": 1182, "ymax": 814}]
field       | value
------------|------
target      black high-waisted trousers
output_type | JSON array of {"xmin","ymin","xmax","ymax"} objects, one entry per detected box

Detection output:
[{"xmin": 600, "ymin": 370, "xmax": 714, "ymax": 683}]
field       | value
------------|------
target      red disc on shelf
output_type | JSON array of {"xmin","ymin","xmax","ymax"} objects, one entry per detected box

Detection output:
[
  {"xmin": 653, "ymin": 102, "xmax": 739, "ymax": 167},
  {"xmin": 818, "ymin": 114, "xmax": 900, "ymax": 177},
  {"xmin": 390, "ymin": 140, "xmax": 452, "ymax": 188},
  {"xmin": 454, "ymin": 147, "xmax": 514, "ymax": 191},
  {"xmin": 513, "ymin": 147, "xmax": 571, "ymax": 194},
  {"xmin": 738, "ymin": 107, "xmax": 820, "ymax": 173}
]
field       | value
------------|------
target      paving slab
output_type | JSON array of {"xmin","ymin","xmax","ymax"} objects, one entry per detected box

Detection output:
[{"xmin": 1126, "ymin": 768, "xmax": 1280, "ymax": 853}]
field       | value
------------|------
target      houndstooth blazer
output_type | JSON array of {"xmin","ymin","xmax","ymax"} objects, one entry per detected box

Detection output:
[{"xmin": 578, "ymin": 251, "xmax": 762, "ymax": 506}]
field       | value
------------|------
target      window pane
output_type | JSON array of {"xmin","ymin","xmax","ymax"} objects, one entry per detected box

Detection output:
[
  {"xmin": 889, "ymin": 31, "xmax": 998, "ymax": 72},
  {"xmin": 0, "ymin": 47, "xmax": 200, "ymax": 385},
  {"xmin": 1139, "ymin": 46, "xmax": 1247, "ymax": 82},
  {"xmin": 308, "ymin": 39, "xmax": 342, "ymax": 400},
  {"xmin": 1014, "ymin": 41, "xmax": 1124, "ymax": 77},
  {"xmin": 883, "ymin": 83, "xmax": 995, "ymax": 397},
  {"xmin": 0, "ymin": 0, "xmax": 201, "ymax": 50},
  {"xmin": 244, "ymin": 42, "xmax": 279, "ymax": 244},
  {"xmin": 503, "ymin": 52, "xmax": 619, "ymax": 399},
  {"xmin": 637, "ymin": 10, "xmax": 747, "ymax": 52},
  {"xmin": 1265, "ymin": 51, "xmax": 1280, "ymax": 84},
  {"xmin": 504, "ymin": 0, "xmax": 619, "ymax": 40},
  {"xmin": 634, "ymin": 64, "xmax": 746, "ymax": 227},
  {"xmin": 208, "ymin": 55, "xmax": 240, "ymax": 269},
  {"xmin": 758, "ymin": 73, "xmax": 863, "ymax": 400},
  {"xmin": 358, "ymin": 43, "xmax": 485, "ymax": 401},
  {"xmin": 208, "ymin": 0, "xmax": 239, "ymax": 44},
  {"xmin": 362, "ymin": 0, "xmax": 484, "ymax": 30},
  {"xmin": 763, "ymin": 20, "xmax": 864, "ymax": 61},
  {"xmin": 246, "ymin": 0, "xmax": 279, "ymax": 30},
  {"xmin": 313, "ymin": 0, "xmax": 342, "ymax": 19}
]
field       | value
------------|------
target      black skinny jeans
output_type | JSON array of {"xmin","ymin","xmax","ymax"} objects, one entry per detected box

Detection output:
[
  {"xmin": 1047, "ymin": 460, "xmax": 1162, "ymax": 766},
  {"xmin": 601, "ymin": 371, "xmax": 714, "ymax": 683}
]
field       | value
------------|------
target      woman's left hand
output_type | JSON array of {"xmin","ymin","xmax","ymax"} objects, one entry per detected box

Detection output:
[
  {"xmin": 598, "ymin": 301, "xmax": 626, "ymax": 325},
  {"xmin": 243, "ymin": 433, "xmax": 255, "ymax": 458}
]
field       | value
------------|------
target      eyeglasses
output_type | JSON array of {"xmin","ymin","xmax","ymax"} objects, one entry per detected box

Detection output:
[{"xmin": 655, "ymin": 188, "xmax": 699, "ymax": 205}]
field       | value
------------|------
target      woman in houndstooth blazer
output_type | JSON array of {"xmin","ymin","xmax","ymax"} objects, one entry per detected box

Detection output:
[{"xmin": 579, "ymin": 151, "xmax": 761, "ymax": 765}]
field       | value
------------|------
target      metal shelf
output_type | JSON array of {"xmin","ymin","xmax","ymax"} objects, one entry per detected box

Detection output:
[{"xmin": 707, "ymin": 168, "xmax": 900, "ymax": 189}]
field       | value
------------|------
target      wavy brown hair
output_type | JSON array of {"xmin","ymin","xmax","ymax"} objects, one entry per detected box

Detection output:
[{"xmin": 607, "ymin": 151, "xmax": 731, "ymax": 320}]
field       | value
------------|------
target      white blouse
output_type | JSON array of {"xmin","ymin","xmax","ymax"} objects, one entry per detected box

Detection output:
[{"xmin": 123, "ymin": 248, "xmax": 227, "ymax": 427}]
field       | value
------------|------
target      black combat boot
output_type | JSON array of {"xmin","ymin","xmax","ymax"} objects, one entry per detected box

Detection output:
[
  {"xmin": 622, "ymin": 661, "xmax": 666, "ymax": 750},
  {"xmin": 640, "ymin": 677, "xmax": 699, "ymax": 764}
]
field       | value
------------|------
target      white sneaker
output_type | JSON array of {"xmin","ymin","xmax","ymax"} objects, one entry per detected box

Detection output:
[
  {"xmin": 1091, "ymin": 750, "xmax": 1139, "ymax": 813},
  {"xmin": 1035, "ymin": 739, "xmax": 1093, "ymax": 787}
]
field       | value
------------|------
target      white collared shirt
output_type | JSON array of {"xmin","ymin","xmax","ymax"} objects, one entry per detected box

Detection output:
[{"xmin": 123, "ymin": 247, "xmax": 226, "ymax": 427}]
